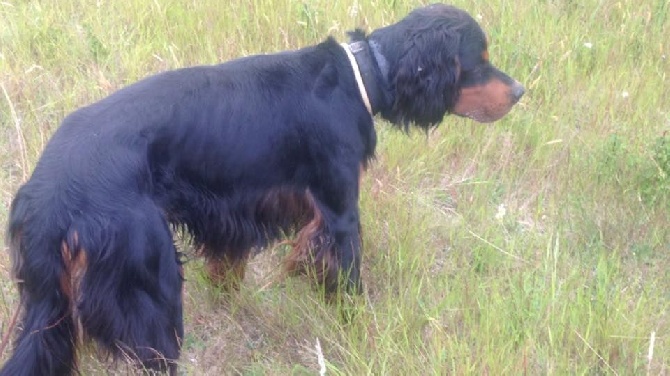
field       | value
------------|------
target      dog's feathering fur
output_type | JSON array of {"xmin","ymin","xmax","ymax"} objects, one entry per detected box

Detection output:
[{"xmin": 1, "ymin": 4, "xmax": 523, "ymax": 375}]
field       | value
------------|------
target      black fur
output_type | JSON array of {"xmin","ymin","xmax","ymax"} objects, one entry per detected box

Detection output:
[{"xmin": 1, "ymin": 4, "xmax": 523, "ymax": 374}]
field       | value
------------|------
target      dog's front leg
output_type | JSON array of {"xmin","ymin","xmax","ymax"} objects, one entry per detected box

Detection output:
[
  {"xmin": 284, "ymin": 190, "xmax": 363, "ymax": 295},
  {"xmin": 330, "ymin": 208, "xmax": 363, "ymax": 294}
]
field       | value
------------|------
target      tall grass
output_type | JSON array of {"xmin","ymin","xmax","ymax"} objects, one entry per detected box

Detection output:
[{"xmin": 1, "ymin": 0, "xmax": 668, "ymax": 374}]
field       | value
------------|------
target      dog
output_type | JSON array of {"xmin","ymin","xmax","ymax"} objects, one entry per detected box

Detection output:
[{"xmin": 1, "ymin": 3, "xmax": 523, "ymax": 375}]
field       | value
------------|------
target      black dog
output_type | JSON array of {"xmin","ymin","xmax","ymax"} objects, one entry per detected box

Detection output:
[{"xmin": 1, "ymin": 4, "xmax": 523, "ymax": 375}]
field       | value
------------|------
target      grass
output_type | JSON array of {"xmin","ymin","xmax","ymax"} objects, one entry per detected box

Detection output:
[{"xmin": 0, "ymin": 0, "xmax": 668, "ymax": 374}]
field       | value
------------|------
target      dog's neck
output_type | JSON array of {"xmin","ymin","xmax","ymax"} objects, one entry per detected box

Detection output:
[
  {"xmin": 368, "ymin": 40, "xmax": 390, "ymax": 85},
  {"xmin": 340, "ymin": 40, "xmax": 389, "ymax": 117}
]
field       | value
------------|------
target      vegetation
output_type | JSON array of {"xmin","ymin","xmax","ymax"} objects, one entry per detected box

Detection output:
[{"xmin": 0, "ymin": 0, "xmax": 668, "ymax": 374}]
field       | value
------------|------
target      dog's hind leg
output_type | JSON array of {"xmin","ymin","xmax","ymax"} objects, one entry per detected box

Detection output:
[
  {"xmin": 1, "ymin": 190, "xmax": 80, "ymax": 376},
  {"xmin": 74, "ymin": 199, "xmax": 184, "ymax": 374}
]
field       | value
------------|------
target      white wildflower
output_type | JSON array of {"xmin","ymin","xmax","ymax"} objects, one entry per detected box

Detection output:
[{"xmin": 495, "ymin": 204, "xmax": 506, "ymax": 220}]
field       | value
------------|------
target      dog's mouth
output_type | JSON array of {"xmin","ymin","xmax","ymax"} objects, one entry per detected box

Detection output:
[
  {"xmin": 453, "ymin": 80, "xmax": 525, "ymax": 123},
  {"xmin": 454, "ymin": 107, "xmax": 510, "ymax": 123},
  {"xmin": 455, "ymin": 110, "xmax": 498, "ymax": 123}
]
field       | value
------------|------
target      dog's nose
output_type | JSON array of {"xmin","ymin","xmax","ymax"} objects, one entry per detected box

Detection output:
[{"xmin": 510, "ymin": 82, "xmax": 525, "ymax": 103}]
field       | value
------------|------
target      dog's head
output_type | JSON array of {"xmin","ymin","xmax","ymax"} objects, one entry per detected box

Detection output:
[{"xmin": 368, "ymin": 4, "xmax": 524, "ymax": 128}]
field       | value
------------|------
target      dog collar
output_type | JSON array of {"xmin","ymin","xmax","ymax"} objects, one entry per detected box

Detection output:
[{"xmin": 340, "ymin": 42, "xmax": 373, "ymax": 116}]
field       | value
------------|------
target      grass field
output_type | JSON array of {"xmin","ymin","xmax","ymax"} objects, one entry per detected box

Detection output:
[{"xmin": 1, "ymin": 0, "xmax": 669, "ymax": 374}]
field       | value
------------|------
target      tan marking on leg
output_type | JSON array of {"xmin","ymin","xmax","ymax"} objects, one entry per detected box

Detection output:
[
  {"xmin": 283, "ymin": 191, "xmax": 323, "ymax": 277},
  {"xmin": 283, "ymin": 191, "xmax": 342, "ymax": 291},
  {"xmin": 205, "ymin": 253, "xmax": 249, "ymax": 291},
  {"xmin": 60, "ymin": 231, "xmax": 87, "ymax": 346}
]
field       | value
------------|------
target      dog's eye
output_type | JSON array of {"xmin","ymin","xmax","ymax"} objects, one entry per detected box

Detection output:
[{"xmin": 459, "ymin": 65, "xmax": 487, "ymax": 85}]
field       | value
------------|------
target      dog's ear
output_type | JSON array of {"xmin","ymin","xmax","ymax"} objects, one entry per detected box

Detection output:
[{"xmin": 392, "ymin": 28, "xmax": 461, "ymax": 129}]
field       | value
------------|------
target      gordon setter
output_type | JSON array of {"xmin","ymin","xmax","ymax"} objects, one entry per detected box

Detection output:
[{"xmin": 1, "ymin": 3, "xmax": 524, "ymax": 375}]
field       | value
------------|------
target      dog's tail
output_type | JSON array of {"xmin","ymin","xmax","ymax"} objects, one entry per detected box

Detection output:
[{"xmin": 1, "ymin": 187, "xmax": 78, "ymax": 376}]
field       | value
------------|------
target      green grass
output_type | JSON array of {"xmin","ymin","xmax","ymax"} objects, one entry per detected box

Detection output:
[{"xmin": 1, "ymin": 0, "xmax": 668, "ymax": 374}]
